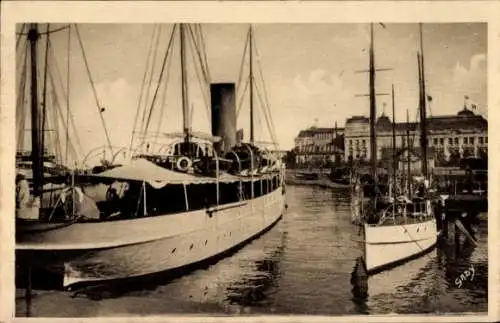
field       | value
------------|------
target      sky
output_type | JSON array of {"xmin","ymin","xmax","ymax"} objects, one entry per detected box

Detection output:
[{"xmin": 16, "ymin": 23, "xmax": 487, "ymax": 163}]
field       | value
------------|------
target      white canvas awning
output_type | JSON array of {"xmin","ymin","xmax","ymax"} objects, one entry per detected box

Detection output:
[{"xmin": 93, "ymin": 158, "xmax": 244, "ymax": 188}]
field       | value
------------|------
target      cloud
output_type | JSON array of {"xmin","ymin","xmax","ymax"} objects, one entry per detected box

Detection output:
[
  {"xmin": 290, "ymin": 68, "xmax": 358, "ymax": 126},
  {"xmin": 452, "ymin": 53, "xmax": 486, "ymax": 105},
  {"xmin": 259, "ymin": 69, "xmax": 361, "ymax": 149}
]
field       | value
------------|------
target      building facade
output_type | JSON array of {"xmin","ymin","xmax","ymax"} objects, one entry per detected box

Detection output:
[
  {"xmin": 293, "ymin": 126, "xmax": 345, "ymax": 167},
  {"xmin": 344, "ymin": 107, "xmax": 488, "ymax": 165}
]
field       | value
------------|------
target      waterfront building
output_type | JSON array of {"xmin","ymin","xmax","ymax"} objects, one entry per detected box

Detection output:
[
  {"xmin": 343, "ymin": 107, "xmax": 488, "ymax": 166},
  {"xmin": 293, "ymin": 125, "xmax": 345, "ymax": 167}
]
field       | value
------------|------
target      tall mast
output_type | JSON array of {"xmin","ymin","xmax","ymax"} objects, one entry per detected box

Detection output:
[
  {"xmin": 406, "ymin": 109, "xmax": 411, "ymax": 196},
  {"xmin": 369, "ymin": 23, "xmax": 378, "ymax": 186},
  {"xmin": 28, "ymin": 23, "xmax": 43, "ymax": 198},
  {"xmin": 391, "ymin": 84, "xmax": 397, "ymax": 193},
  {"xmin": 249, "ymin": 25, "xmax": 254, "ymax": 144},
  {"xmin": 180, "ymin": 24, "xmax": 190, "ymax": 153},
  {"xmin": 418, "ymin": 24, "xmax": 428, "ymax": 178}
]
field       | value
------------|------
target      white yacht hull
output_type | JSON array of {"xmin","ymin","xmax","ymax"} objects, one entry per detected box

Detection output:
[
  {"xmin": 17, "ymin": 188, "xmax": 285, "ymax": 289},
  {"xmin": 363, "ymin": 218, "xmax": 437, "ymax": 273}
]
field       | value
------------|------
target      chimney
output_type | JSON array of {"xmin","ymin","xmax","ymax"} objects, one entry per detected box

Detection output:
[{"xmin": 211, "ymin": 83, "xmax": 236, "ymax": 154}]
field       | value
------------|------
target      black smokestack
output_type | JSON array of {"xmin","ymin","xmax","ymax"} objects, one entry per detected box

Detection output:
[{"xmin": 211, "ymin": 83, "xmax": 236, "ymax": 153}]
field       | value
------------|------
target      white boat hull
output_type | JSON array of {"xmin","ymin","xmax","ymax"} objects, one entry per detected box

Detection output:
[
  {"xmin": 363, "ymin": 218, "xmax": 437, "ymax": 273},
  {"xmin": 17, "ymin": 188, "xmax": 285, "ymax": 289}
]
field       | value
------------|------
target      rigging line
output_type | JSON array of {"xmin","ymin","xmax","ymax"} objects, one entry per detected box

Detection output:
[
  {"xmin": 187, "ymin": 25, "xmax": 209, "ymax": 86},
  {"xmin": 254, "ymin": 35, "xmax": 276, "ymax": 147},
  {"xmin": 41, "ymin": 24, "xmax": 50, "ymax": 171},
  {"xmin": 196, "ymin": 24, "xmax": 211, "ymax": 83},
  {"xmin": 253, "ymin": 82, "xmax": 274, "ymax": 144},
  {"xmin": 236, "ymin": 76, "xmax": 250, "ymax": 118},
  {"xmin": 254, "ymin": 80, "xmax": 277, "ymax": 147},
  {"xmin": 129, "ymin": 24, "xmax": 160, "ymax": 155},
  {"xmin": 46, "ymin": 39, "xmax": 85, "ymax": 159},
  {"xmin": 255, "ymin": 82, "xmax": 278, "ymax": 149},
  {"xmin": 186, "ymin": 26, "xmax": 211, "ymax": 125},
  {"xmin": 140, "ymin": 25, "xmax": 162, "ymax": 134},
  {"xmin": 236, "ymin": 29, "xmax": 251, "ymax": 94},
  {"xmin": 16, "ymin": 42, "xmax": 29, "ymax": 150},
  {"xmin": 16, "ymin": 38, "xmax": 28, "ymax": 78},
  {"xmin": 16, "ymin": 24, "xmax": 27, "ymax": 50},
  {"xmin": 255, "ymin": 98, "xmax": 264, "ymax": 143},
  {"xmin": 17, "ymin": 25, "xmax": 70, "ymax": 36},
  {"xmin": 74, "ymin": 24, "xmax": 113, "ymax": 154},
  {"xmin": 74, "ymin": 24, "xmax": 114, "ymax": 155},
  {"xmin": 65, "ymin": 24, "xmax": 71, "ymax": 165},
  {"xmin": 47, "ymin": 77, "xmax": 63, "ymax": 164},
  {"xmin": 253, "ymin": 39, "xmax": 277, "ymax": 141},
  {"xmin": 48, "ymin": 69, "xmax": 71, "ymax": 163},
  {"xmin": 196, "ymin": 24, "xmax": 210, "ymax": 82},
  {"xmin": 47, "ymin": 33, "xmax": 83, "ymax": 163},
  {"xmin": 153, "ymin": 41, "xmax": 175, "ymax": 146},
  {"xmin": 143, "ymin": 24, "xmax": 178, "ymax": 135},
  {"xmin": 50, "ymin": 73, "xmax": 80, "ymax": 164}
]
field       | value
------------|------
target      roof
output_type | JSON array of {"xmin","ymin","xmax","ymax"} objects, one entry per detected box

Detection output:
[
  {"xmin": 346, "ymin": 116, "xmax": 369, "ymax": 124},
  {"xmin": 297, "ymin": 130, "xmax": 314, "ymax": 138},
  {"xmin": 348, "ymin": 108, "xmax": 487, "ymax": 132},
  {"xmin": 296, "ymin": 126, "xmax": 345, "ymax": 138}
]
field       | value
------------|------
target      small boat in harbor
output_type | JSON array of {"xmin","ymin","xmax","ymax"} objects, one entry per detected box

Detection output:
[
  {"xmin": 352, "ymin": 23, "xmax": 438, "ymax": 274},
  {"xmin": 16, "ymin": 23, "xmax": 286, "ymax": 290}
]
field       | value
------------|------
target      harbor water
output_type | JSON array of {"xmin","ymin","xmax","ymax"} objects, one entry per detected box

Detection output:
[{"xmin": 16, "ymin": 185, "xmax": 488, "ymax": 317}]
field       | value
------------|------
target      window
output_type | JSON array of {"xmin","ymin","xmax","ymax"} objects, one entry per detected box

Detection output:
[
  {"xmin": 479, "ymin": 137, "xmax": 483, "ymax": 144},
  {"xmin": 485, "ymin": 137, "xmax": 488, "ymax": 144},
  {"xmin": 464, "ymin": 137, "xmax": 468, "ymax": 144},
  {"xmin": 355, "ymin": 139, "xmax": 359, "ymax": 146},
  {"xmin": 454, "ymin": 137, "xmax": 459, "ymax": 145},
  {"xmin": 470, "ymin": 137, "xmax": 474, "ymax": 145},
  {"xmin": 362, "ymin": 139, "xmax": 366, "ymax": 147},
  {"xmin": 433, "ymin": 138, "xmax": 438, "ymax": 146},
  {"xmin": 440, "ymin": 138, "xmax": 444, "ymax": 145},
  {"xmin": 448, "ymin": 138, "xmax": 453, "ymax": 145}
]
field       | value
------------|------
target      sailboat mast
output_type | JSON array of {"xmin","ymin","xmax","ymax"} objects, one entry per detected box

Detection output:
[
  {"xmin": 249, "ymin": 25, "xmax": 254, "ymax": 144},
  {"xmin": 28, "ymin": 23, "xmax": 43, "ymax": 198},
  {"xmin": 418, "ymin": 24, "xmax": 428, "ymax": 178},
  {"xmin": 406, "ymin": 109, "xmax": 411, "ymax": 196},
  {"xmin": 180, "ymin": 24, "xmax": 190, "ymax": 152},
  {"xmin": 369, "ymin": 23, "xmax": 378, "ymax": 186},
  {"xmin": 391, "ymin": 84, "xmax": 397, "ymax": 194}
]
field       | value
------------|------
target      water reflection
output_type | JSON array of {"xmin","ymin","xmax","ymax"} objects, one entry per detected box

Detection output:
[
  {"xmin": 16, "ymin": 185, "xmax": 487, "ymax": 317},
  {"xmin": 225, "ymin": 231, "xmax": 286, "ymax": 307},
  {"xmin": 348, "ymin": 225, "xmax": 488, "ymax": 314}
]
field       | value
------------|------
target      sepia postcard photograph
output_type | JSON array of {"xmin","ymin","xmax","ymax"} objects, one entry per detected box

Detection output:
[{"xmin": 0, "ymin": 1, "xmax": 498, "ymax": 322}]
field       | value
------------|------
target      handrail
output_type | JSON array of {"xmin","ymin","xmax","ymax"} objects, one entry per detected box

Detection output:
[
  {"xmin": 213, "ymin": 148, "xmax": 220, "ymax": 206},
  {"xmin": 242, "ymin": 143, "xmax": 255, "ymax": 198},
  {"xmin": 376, "ymin": 199, "xmax": 432, "ymax": 225}
]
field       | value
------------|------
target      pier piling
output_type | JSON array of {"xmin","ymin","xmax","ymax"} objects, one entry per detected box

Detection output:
[{"xmin": 351, "ymin": 257, "xmax": 368, "ymax": 299}]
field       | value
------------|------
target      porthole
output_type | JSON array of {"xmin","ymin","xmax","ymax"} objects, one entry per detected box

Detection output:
[
  {"xmin": 190, "ymin": 243, "xmax": 194, "ymax": 250},
  {"xmin": 171, "ymin": 248, "xmax": 176, "ymax": 254},
  {"xmin": 205, "ymin": 240, "xmax": 208, "ymax": 245}
]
